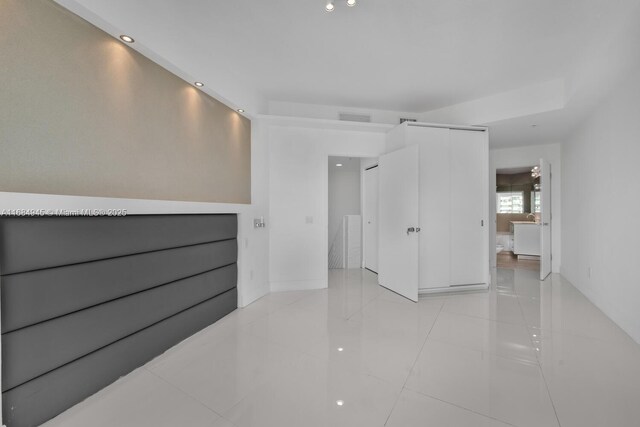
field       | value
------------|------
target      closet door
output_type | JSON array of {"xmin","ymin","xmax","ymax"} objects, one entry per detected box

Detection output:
[
  {"xmin": 450, "ymin": 130, "xmax": 486, "ymax": 285},
  {"xmin": 414, "ymin": 127, "xmax": 451, "ymax": 289}
]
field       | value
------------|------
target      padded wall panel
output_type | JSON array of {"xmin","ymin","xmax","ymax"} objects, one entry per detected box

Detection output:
[
  {"xmin": 1, "ymin": 239, "xmax": 237, "ymax": 333},
  {"xmin": 3, "ymin": 288, "xmax": 237, "ymax": 427},
  {"xmin": 0, "ymin": 214, "xmax": 237, "ymax": 274},
  {"xmin": 2, "ymin": 264, "xmax": 236, "ymax": 391},
  {"xmin": 0, "ymin": 214, "xmax": 238, "ymax": 427}
]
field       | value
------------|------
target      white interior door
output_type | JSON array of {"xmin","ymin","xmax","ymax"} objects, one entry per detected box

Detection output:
[
  {"xmin": 378, "ymin": 144, "xmax": 419, "ymax": 302},
  {"xmin": 539, "ymin": 158, "xmax": 552, "ymax": 280},
  {"xmin": 450, "ymin": 130, "xmax": 486, "ymax": 286},
  {"xmin": 364, "ymin": 166, "xmax": 379, "ymax": 273}
]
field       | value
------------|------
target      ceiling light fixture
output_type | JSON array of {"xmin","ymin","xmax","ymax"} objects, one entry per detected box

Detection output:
[
  {"xmin": 531, "ymin": 165, "xmax": 541, "ymax": 178},
  {"xmin": 237, "ymin": 109, "xmax": 245, "ymax": 113},
  {"xmin": 336, "ymin": 400, "xmax": 344, "ymax": 406},
  {"xmin": 336, "ymin": 163, "xmax": 343, "ymax": 167},
  {"xmin": 194, "ymin": 81, "xmax": 204, "ymax": 87},
  {"xmin": 326, "ymin": 0, "xmax": 358, "ymax": 12},
  {"xmin": 119, "ymin": 35, "xmax": 134, "ymax": 43}
]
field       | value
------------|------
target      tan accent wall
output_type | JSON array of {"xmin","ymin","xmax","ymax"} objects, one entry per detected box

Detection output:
[{"xmin": 0, "ymin": 0, "xmax": 250, "ymax": 204}]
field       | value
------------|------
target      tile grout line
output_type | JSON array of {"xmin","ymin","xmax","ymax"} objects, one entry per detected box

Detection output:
[
  {"xmin": 345, "ymin": 285, "xmax": 385, "ymax": 321},
  {"xmin": 406, "ymin": 387, "xmax": 520, "ymax": 427},
  {"xmin": 441, "ymin": 302, "xmax": 533, "ymax": 327},
  {"xmin": 142, "ymin": 367, "xmax": 235, "ymax": 424},
  {"xmin": 383, "ymin": 296, "xmax": 446, "ymax": 426},
  {"xmin": 513, "ymin": 280, "xmax": 563, "ymax": 427},
  {"xmin": 391, "ymin": 272, "xmax": 547, "ymax": 427},
  {"xmin": 425, "ymin": 337, "xmax": 539, "ymax": 366}
]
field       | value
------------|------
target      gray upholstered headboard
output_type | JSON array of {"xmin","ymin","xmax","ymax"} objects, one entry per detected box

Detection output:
[{"xmin": 0, "ymin": 214, "xmax": 238, "ymax": 427}]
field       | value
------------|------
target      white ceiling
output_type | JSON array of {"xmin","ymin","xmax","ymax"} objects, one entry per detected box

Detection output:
[{"xmin": 56, "ymin": 0, "xmax": 640, "ymax": 145}]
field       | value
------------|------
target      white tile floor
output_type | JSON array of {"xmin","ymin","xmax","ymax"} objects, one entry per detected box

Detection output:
[{"xmin": 43, "ymin": 268, "xmax": 640, "ymax": 427}]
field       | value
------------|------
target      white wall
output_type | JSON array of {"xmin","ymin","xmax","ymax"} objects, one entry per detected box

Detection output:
[
  {"xmin": 561, "ymin": 66, "xmax": 640, "ymax": 343},
  {"xmin": 244, "ymin": 120, "xmax": 271, "ymax": 304},
  {"xmin": 263, "ymin": 120, "xmax": 386, "ymax": 291},
  {"xmin": 328, "ymin": 161, "xmax": 361, "ymax": 251},
  {"xmin": 490, "ymin": 143, "xmax": 562, "ymax": 273}
]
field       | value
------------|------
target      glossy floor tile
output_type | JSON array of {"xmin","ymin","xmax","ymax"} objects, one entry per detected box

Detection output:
[
  {"xmin": 429, "ymin": 310, "xmax": 538, "ymax": 363},
  {"xmin": 224, "ymin": 352, "xmax": 400, "ymax": 427},
  {"xmin": 45, "ymin": 267, "xmax": 640, "ymax": 427},
  {"xmin": 386, "ymin": 388, "xmax": 513, "ymax": 427},
  {"xmin": 534, "ymin": 328, "xmax": 640, "ymax": 427},
  {"xmin": 42, "ymin": 368, "xmax": 231, "ymax": 427},
  {"xmin": 405, "ymin": 339, "xmax": 559, "ymax": 427}
]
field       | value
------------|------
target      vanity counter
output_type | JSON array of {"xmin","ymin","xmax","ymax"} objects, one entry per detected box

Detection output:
[{"xmin": 510, "ymin": 221, "xmax": 541, "ymax": 256}]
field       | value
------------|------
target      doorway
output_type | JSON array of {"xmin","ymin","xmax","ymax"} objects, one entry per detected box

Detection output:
[
  {"xmin": 327, "ymin": 156, "xmax": 378, "ymax": 272},
  {"xmin": 495, "ymin": 161, "xmax": 551, "ymax": 280}
]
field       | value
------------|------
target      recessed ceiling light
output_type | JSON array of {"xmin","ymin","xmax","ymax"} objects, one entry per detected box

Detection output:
[
  {"xmin": 336, "ymin": 163, "xmax": 343, "ymax": 167},
  {"xmin": 237, "ymin": 109, "xmax": 245, "ymax": 113},
  {"xmin": 325, "ymin": 2, "xmax": 335, "ymax": 12},
  {"xmin": 194, "ymin": 81, "xmax": 204, "ymax": 87},
  {"xmin": 336, "ymin": 400, "xmax": 344, "ymax": 406},
  {"xmin": 346, "ymin": 0, "xmax": 356, "ymax": 6},
  {"xmin": 119, "ymin": 35, "xmax": 134, "ymax": 43},
  {"xmin": 337, "ymin": 347, "xmax": 344, "ymax": 352}
]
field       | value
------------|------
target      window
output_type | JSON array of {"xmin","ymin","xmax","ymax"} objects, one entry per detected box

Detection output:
[
  {"xmin": 531, "ymin": 191, "xmax": 541, "ymax": 213},
  {"xmin": 497, "ymin": 191, "xmax": 524, "ymax": 214}
]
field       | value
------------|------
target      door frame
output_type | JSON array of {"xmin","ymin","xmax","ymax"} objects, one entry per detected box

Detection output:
[{"xmin": 492, "ymin": 161, "xmax": 553, "ymax": 278}]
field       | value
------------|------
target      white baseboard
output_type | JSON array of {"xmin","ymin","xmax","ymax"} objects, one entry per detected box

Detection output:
[{"xmin": 419, "ymin": 283, "xmax": 489, "ymax": 295}]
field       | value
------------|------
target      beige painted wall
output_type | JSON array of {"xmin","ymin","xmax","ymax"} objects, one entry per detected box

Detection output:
[{"xmin": 0, "ymin": 0, "xmax": 250, "ymax": 204}]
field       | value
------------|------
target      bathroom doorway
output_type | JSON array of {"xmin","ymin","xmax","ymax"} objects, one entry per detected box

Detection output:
[{"xmin": 495, "ymin": 166, "xmax": 542, "ymax": 271}]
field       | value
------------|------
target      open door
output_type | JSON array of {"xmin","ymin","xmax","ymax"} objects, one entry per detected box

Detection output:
[
  {"xmin": 364, "ymin": 165, "xmax": 379, "ymax": 273},
  {"xmin": 378, "ymin": 145, "xmax": 419, "ymax": 302},
  {"xmin": 539, "ymin": 158, "xmax": 551, "ymax": 280}
]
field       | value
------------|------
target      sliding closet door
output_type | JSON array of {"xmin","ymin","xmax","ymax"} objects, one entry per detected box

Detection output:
[
  {"xmin": 414, "ymin": 127, "xmax": 451, "ymax": 289},
  {"xmin": 450, "ymin": 130, "xmax": 486, "ymax": 285}
]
